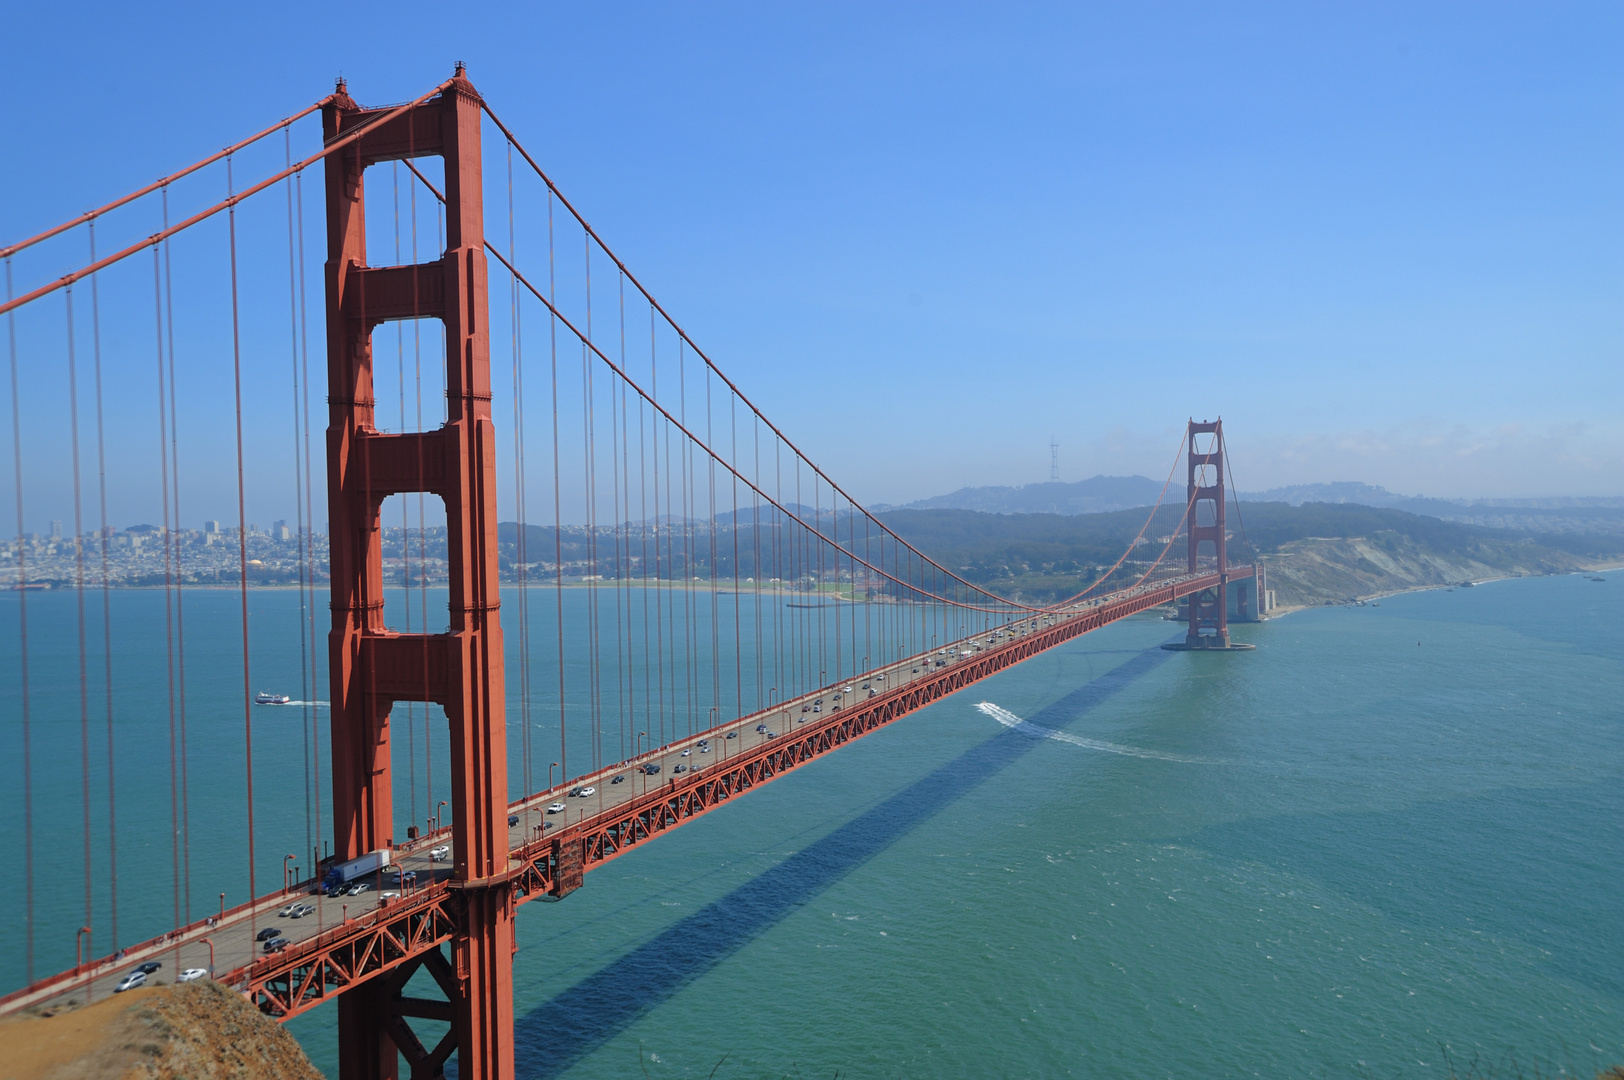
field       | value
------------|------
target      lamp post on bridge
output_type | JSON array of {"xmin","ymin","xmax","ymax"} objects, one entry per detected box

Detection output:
[
  {"xmin": 284, "ymin": 854, "xmax": 296, "ymax": 894},
  {"xmin": 201, "ymin": 936, "xmax": 215, "ymax": 976},
  {"xmin": 75, "ymin": 926, "xmax": 91, "ymax": 970},
  {"xmin": 549, "ymin": 761, "xmax": 559, "ymax": 790}
]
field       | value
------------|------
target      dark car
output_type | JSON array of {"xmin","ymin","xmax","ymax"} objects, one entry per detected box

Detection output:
[
  {"xmin": 726, "ymin": 732, "xmax": 737, "ymax": 739},
  {"xmin": 567, "ymin": 786, "xmax": 583, "ymax": 797},
  {"xmin": 642, "ymin": 763, "xmax": 661, "ymax": 775},
  {"xmin": 255, "ymin": 927, "xmax": 283, "ymax": 942},
  {"xmin": 610, "ymin": 775, "xmax": 625, "ymax": 784},
  {"xmin": 135, "ymin": 961, "xmax": 162, "ymax": 975},
  {"xmin": 672, "ymin": 764, "xmax": 687, "ymax": 774},
  {"xmin": 508, "ymin": 814, "xmax": 519, "ymax": 828},
  {"xmin": 263, "ymin": 937, "xmax": 290, "ymax": 953}
]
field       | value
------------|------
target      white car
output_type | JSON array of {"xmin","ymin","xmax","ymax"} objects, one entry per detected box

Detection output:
[
  {"xmin": 429, "ymin": 845, "xmax": 450, "ymax": 862},
  {"xmin": 576, "ymin": 786, "xmax": 596, "ymax": 797},
  {"xmin": 114, "ymin": 971, "xmax": 147, "ymax": 993},
  {"xmin": 177, "ymin": 968, "xmax": 209, "ymax": 983},
  {"xmin": 347, "ymin": 883, "xmax": 370, "ymax": 896},
  {"xmin": 546, "ymin": 802, "xmax": 566, "ymax": 814}
]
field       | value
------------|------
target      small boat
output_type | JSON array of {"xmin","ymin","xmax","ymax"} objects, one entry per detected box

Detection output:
[{"xmin": 254, "ymin": 692, "xmax": 291, "ymax": 705}]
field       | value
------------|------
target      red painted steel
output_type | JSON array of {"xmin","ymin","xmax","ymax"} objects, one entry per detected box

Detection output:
[
  {"xmin": 323, "ymin": 66, "xmax": 513, "ymax": 1080},
  {"xmin": 1185, "ymin": 419, "xmax": 1230, "ymax": 647}
]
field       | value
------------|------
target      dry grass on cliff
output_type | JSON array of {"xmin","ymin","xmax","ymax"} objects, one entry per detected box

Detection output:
[{"xmin": 0, "ymin": 979, "xmax": 321, "ymax": 1080}]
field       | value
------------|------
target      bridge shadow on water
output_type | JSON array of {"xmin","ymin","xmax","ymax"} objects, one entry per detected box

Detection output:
[{"xmin": 514, "ymin": 643, "xmax": 1176, "ymax": 1077}]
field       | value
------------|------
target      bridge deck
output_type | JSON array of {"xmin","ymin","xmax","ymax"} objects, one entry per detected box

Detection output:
[{"xmin": 0, "ymin": 568, "xmax": 1248, "ymax": 1019}]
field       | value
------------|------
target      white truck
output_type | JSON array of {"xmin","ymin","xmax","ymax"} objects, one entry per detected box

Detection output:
[{"xmin": 322, "ymin": 848, "xmax": 390, "ymax": 894}]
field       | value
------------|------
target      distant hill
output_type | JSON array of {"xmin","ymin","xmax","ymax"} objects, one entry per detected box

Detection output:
[
  {"xmin": 875, "ymin": 502, "xmax": 1624, "ymax": 606},
  {"xmin": 1240, "ymin": 482, "xmax": 1624, "ymax": 535},
  {"xmin": 873, "ymin": 475, "xmax": 1167, "ymax": 516},
  {"xmin": 879, "ymin": 477, "xmax": 1624, "ymax": 536}
]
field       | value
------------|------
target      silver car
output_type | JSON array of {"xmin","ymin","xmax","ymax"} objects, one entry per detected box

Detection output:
[{"xmin": 114, "ymin": 970, "xmax": 147, "ymax": 993}]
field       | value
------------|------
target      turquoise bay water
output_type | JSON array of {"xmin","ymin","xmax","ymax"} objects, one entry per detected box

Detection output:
[{"xmin": 4, "ymin": 573, "xmax": 1621, "ymax": 1076}]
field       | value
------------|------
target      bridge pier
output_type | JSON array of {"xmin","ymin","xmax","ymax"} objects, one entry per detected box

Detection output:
[{"xmin": 324, "ymin": 67, "xmax": 516, "ymax": 1079}]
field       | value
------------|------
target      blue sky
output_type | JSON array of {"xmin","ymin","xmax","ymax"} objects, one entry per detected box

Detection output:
[{"xmin": 3, "ymin": 2, "xmax": 1620, "ymax": 528}]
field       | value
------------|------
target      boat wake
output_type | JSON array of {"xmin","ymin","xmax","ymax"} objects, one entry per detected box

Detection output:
[{"xmin": 974, "ymin": 702, "xmax": 1214, "ymax": 764}]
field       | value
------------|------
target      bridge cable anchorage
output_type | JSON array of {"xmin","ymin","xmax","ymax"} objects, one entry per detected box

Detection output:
[{"xmin": 6, "ymin": 254, "xmax": 36, "ymax": 985}]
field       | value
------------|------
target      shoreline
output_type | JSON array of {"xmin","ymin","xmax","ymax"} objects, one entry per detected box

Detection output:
[{"xmin": 1262, "ymin": 560, "xmax": 1620, "ymax": 619}]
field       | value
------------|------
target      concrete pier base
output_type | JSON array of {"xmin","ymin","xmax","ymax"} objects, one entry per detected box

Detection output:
[{"xmin": 1161, "ymin": 639, "xmax": 1256, "ymax": 651}]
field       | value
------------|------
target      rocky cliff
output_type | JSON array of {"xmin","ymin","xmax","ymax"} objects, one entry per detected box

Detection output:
[
  {"xmin": 2, "ymin": 980, "xmax": 321, "ymax": 1080},
  {"xmin": 1261, "ymin": 533, "xmax": 1610, "ymax": 611}
]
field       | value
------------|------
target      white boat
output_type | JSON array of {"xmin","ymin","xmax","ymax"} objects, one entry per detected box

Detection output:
[{"xmin": 254, "ymin": 692, "xmax": 291, "ymax": 705}]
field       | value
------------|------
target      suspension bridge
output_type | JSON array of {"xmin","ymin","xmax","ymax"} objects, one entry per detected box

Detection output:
[{"xmin": 1, "ymin": 67, "xmax": 1259, "ymax": 1078}]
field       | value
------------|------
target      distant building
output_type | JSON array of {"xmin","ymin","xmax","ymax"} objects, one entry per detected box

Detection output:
[
  {"xmin": 273, "ymin": 519, "xmax": 290, "ymax": 541},
  {"xmin": 49, "ymin": 520, "xmax": 62, "ymax": 540},
  {"xmin": 204, "ymin": 520, "xmax": 221, "ymax": 535}
]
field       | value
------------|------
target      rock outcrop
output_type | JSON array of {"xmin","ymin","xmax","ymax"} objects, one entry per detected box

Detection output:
[{"xmin": 2, "ymin": 979, "xmax": 321, "ymax": 1080}]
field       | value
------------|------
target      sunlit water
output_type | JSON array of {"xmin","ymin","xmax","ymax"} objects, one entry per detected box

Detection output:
[{"xmin": 3, "ymin": 572, "xmax": 1620, "ymax": 1077}]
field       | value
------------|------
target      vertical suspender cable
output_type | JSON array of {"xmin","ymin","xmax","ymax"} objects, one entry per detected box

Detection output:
[
  {"xmin": 152, "ymin": 248, "xmax": 181, "ymax": 933},
  {"xmin": 294, "ymin": 167, "xmax": 322, "ymax": 868},
  {"xmin": 291, "ymin": 139, "xmax": 314, "ymax": 867},
  {"xmin": 613, "ymin": 275, "xmax": 628, "ymax": 761},
  {"xmin": 548, "ymin": 188, "xmax": 566, "ymax": 781},
  {"xmin": 678, "ymin": 341, "xmax": 693, "ymax": 737},
  {"xmin": 650, "ymin": 312, "xmax": 665, "ymax": 750},
  {"xmin": 227, "ymin": 156, "xmax": 258, "ymax": 902},
  {"xmin": 508, "ymin": 140, "xmax": 534, "ymax": 801},
  {"xmin": 65, "ymin": 286, "xmax": 95, "ymax": 969},
  {"xmin": 161, "ymin": 190, "xmax": 192, "ymax": 922},
  {"xmin": 583, "ymin": 237, "xmax": 602, "ymax": 768},
  {"xmin": 6, "ymin": 257, "xmax": 36, "ymax": 983},
  {"xmin": 88, "ymin": 224, "xmax": 119, "ymax": 950}
]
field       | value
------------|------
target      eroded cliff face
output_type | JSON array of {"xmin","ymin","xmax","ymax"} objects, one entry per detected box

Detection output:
[
  {"xmin": 1261, "ymin": 533, "xmax": 1599, "ymax": 610},
  {"xmin": 2, "ymin": 979, "xmax": 321, "ymax": 1080}
]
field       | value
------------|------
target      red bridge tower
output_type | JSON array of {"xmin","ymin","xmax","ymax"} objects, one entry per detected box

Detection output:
[
  {"xmin": 324, "ymin": 67, "xmax": 514, "ymax": 1079},
  {"xmin": 1165, "ymin": 418, "xmax": 1255, "ymax": 651}
]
